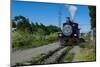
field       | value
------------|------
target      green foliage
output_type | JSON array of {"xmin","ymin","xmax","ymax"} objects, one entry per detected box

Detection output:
[
  {"xmin": 79, "ymin": 40, "xmax": 96, "ymax": 61},
  {"xmin": 12, "ymin": 15, "xmax": 60, "ymax": 51},
  {"xmin": 76, "ymin": 49, "xmax": 96, "ymax": 61},
  {"xmin": 12, "ymin": 19, "xmax": 16, "ymax": 28},
  {"xmin": 88, "ymin": 6, "xmax": 96, "ymax": 28},
  {"xmin": 13, "ymin": 16, "xmax": 32, "ymax": 32},
  {"xmin": 31, "ymin": 33, "xmax": 57, "ymax": 48},
  {"xmin": 12, "ymin": 31, "xmax": 58, "ymax": 51},
  {"xmin": 12, "ymin": 32, "xmax": 34, "ymax": 50},
  {"xmin": 12, "ymin": 15, "xmax": 60, "ymax": 34},
  {"xmin": 47, "ymin": 25, "xmax": 61, "ymax": 34},
  {"xmin": 80, "ymin": 40, "xmax": 96, "ymax": 50},
  {"xmin": 65, "ymin": 53, "xmax": 74, "ymax": 62}
]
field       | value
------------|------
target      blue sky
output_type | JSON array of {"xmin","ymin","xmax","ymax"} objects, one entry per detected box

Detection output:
[{"xmin": 12, "ymin": 0, "xmax": 91, "ymax": 33}]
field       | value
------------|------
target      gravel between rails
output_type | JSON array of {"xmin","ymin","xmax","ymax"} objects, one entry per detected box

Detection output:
[{"xmin": 41, "ymin": 47, "xmax": 69, "ymax": 64}]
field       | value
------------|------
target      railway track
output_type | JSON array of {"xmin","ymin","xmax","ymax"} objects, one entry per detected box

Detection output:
[
  {"xmin": 12, "ymin": 46, "xmax": 73, "ymax": 67},
  {"xmin": 42, "ymin": 47, "xmax": 69, "ymax": 64}
]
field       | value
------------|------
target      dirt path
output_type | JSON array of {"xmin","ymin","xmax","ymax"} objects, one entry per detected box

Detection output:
[{"xmin": 11, "ymin": 42, "xmax": 61, "ymax": 66}]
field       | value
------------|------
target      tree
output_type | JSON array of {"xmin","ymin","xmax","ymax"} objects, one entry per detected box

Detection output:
[
  {"xmin": 13, "ymin": 16, "xmax": 32, "ymax": 32},
  {"xmin": 12, "ymin": 16, "xmax": 61, "ymax": 34},
  {"xmin": 12, "ymin": 19, "xmax": 16, "ymax": 28},
  {"xmin": 88, "ymin": 6, "xmax": 96, "ymax": 29},
  {"xmin": 47, "ymin": 25, "xmax": 60, "ymax": 34}
]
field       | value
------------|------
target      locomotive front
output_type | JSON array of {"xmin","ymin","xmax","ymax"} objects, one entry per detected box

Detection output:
[{"xmin": 58, "ymin": 17, "xmax": 80, "ymax": 46}]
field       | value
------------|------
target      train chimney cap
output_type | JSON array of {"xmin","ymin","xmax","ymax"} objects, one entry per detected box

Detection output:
[
  {"xmin": 66, "ymin": 17, "xmax": 70, "ymax": 20},
  {"xmin": 65, "ymin": 17, "xmax": 72, "ymax": 23}
]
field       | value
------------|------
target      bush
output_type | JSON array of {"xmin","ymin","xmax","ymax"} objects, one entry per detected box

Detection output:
[
  {"xmin": 12, "ymin": 32, "xmax": 34, "ymax": 50},
  {"xmin": 78, "ymin": 40, "xmax": 96, "ymax": 61},
  {"xmin": 80, "ymin": 40, "xmax": 96, "ymax": 50},
  {"xmin": 12, "ymin": 31, "xmax": 58, "ymax": 51},
  {"xmin": 79, "ymin": 38, "xmax": 85, "ymax": 43}
]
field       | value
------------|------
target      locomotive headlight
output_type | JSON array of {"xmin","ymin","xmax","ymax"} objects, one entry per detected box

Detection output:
[
  {"xmin": 58, "ymin": 33, "xmax": 62, "ymax": 37},
  {"xmin": 58, "ymin": 32, "xmax": 62, "ymax": 37},
  {"xmin": 63, "ymin": 25, "xmax": 72, "ymax": 36}
]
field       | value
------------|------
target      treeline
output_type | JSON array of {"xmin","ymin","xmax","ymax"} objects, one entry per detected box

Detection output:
[
  {"xmin": 12, "ymin": 16, "xmax": 60, "ymax": 50},
  {"xmin": 12, "ymin": 16, "xmax": 61, "ymax": 35}
]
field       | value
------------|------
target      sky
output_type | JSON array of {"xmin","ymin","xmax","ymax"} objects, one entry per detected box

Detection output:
[{"xmin": 12, "ymin": 0, "xmax": 91, "ymax": 33}]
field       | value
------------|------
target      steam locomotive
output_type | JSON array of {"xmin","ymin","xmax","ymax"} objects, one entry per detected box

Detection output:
[{"xmin": 58, "ymin": 17, "xmax": 80, "ymax": 46}]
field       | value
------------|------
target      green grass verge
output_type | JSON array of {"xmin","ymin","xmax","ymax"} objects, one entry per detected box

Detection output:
[{"xmin": 12, "ymin": 31, "xmax": 58, "ymax": 51}]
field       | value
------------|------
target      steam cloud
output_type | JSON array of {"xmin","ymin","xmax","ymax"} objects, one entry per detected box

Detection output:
[{"xmin": 68, "ymin": 5, "xmax": 77, "ymax": 20}]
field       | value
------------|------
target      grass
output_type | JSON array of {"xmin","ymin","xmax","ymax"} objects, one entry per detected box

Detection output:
[
  {"xmin": 78, "ymin": 35, "xmax": 96, "ymax": 61},
  {"xmin": 12, "ymin": 31, "xmax": 58, "ymax": 51},
  {"xmin": 76, "ymin": 49, "xmax": 96, "ymax": 61},
  {"xmin": 65, "ymin": 52, "xmax": 75, "ymax": 62}
]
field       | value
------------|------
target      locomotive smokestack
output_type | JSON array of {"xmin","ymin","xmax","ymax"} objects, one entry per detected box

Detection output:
[
  {"xmin": 67, "ymin": 17, "xmax": 70, "ymax": 20},
  {"xmin": 66, "ymin": 17, "xmax": 72, "ymax": 23}
]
